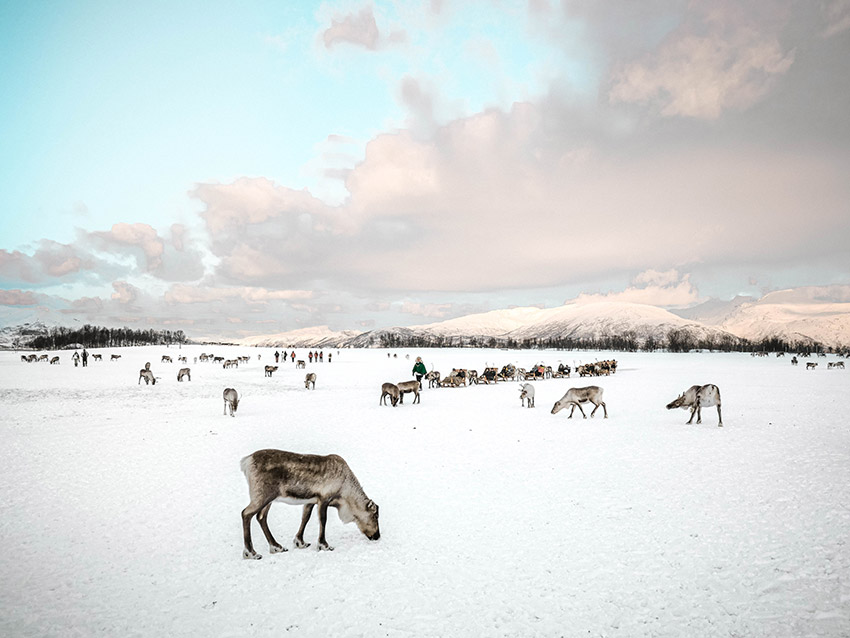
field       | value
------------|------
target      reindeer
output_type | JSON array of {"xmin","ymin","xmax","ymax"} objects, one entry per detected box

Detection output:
[
  {"xmin": 304, "ymin": 372, "xmax": 317, "ymax": 390},
  {"xmin": 666, "ymin": 384, "xmax": 722, "ymax": 426},
  {"xmin": 49, "ymin": 356, "xmax": 60, "ymax": 365},
  {"xmin": 161, "ymin": 355, "xmax": 172, "ymax": 363},
  {"xmin": 37, "ymin": 354, "xmax": 48, "ymax": 362},
  {"xmin": 519, "ymin": 383, "xmax": 535, "ymax": 408},
  {"xmin": 551, "ymin": 386, "xmax": 608, "ymax": 419},
  {"xmin": 177, "ymin": 368, "xmax": 191, "ymax": 382},
  {"xmin": 806, "ymin": 362, "xmax": 818, "ymax": 370},
  {"xmin": 223, "ymin": 388, "xmax": 239, "ymax": 416},
  {"xmin": 264, "ymin": 365, "xmax": 278, "ymax": 377},
  {"xmin": 425, "ymin": 370, "xmax": 441, "ymax": 388},
  {"xmin": 380, "ymin": 382, "xmax": 399, "ymax": 406},
  {"xmin": 296, "ymin": 360, "xmax": 306, "ymax": 369},
  {"xmin": 111, "ymin": 354, "xmax": 121, "ymax": 361},
  {"xmin": 92, "ymin": 354, "xmax": 102, "ymax": 361},
  {"xmin": 397, "ymin": 380, "xmax": 421, "ymax": 404},
  {"xmin": 240, "ymin": 449, "xmax": 380, "ymax": 559},
  {"xmin": 139, "ymin": 368, "xmax": 156, "ymax": 385}
]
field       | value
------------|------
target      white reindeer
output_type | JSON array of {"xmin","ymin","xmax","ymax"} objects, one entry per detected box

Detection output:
[
  {"xmin": 666, "ymin": 384, "xmax": 722, "ymax": 427},
  {"xmin": 304, "ymin": 372, "xmax": 317, "ymax": 390},
  {"xmin": 519, "ymin": 383, "xmax": 535, "ymax": 408},
  {"xmin": 177, "ymin": 368, "xmax": 191, "ymax": 382},
  {"xmin": 551, "ymin": 386, "xmax": 608, "ymax": 419}
]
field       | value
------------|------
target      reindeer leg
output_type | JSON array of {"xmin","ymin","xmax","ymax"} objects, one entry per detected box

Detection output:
[
  {"xmin": 717, "ymin": 405, "xmax": 723, "ymax": 427},
  {"xmin": 256, "ymin": 502, "xmax": 286, "ymax": 554},
  {"xmin": 687, "ymin": 405, "xmax": 697, "ymax": 424},
  {"xmin": 242, "ymin": 496, "xmax": 275, "ymax": 559},
  {"xmin": 696, "ymin": 405, "xmax": 702, "ymax": 424},
  {"xmin": 294, "ymin": 504, "xmax": 314, "ymax": 548},
  {"xmin": 568, "ymin": 404, "xmax": 575, "ymax": 419},
  {"xmin": 576, "ymin": 403, "xmax": 588, "ymax": 419},
  {"xmin": 316, "ymin": 501, "xmax": 334, "ymax": 551}
]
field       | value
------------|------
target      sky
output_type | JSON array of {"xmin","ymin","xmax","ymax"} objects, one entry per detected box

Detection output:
[{"xmin": 1, "ymin": 0, "xmax": 849, "ymax": 339}]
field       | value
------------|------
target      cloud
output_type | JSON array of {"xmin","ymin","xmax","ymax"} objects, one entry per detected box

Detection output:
[
  {"xmin": 822, "ymin": 0, "xmax": 850, "ymax": 38},
  {"xmin": 89, "ymin": 223, "xmax": 165, "ymax": 272},
  {"xmin": 164, "ymin": 284, "xmax": 313, "ymax": 305},
  {"xmin": 0, "ymin": 289, "xmax": 38, "ymax": 306},
  {"xmin": 575, "ymin": 270, "xmax": 702, "ymax": 307},
  {"xmin": 323, "ymin": 6, "xmax": 382, "ymax": 50},
  {"xmin": 608, "ymin": 3, "xmax": 795, "ymax": 118}
]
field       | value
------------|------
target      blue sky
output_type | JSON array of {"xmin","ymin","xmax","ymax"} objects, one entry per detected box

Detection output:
[{"xmin": 1, "ymin": 1, "xmax": 849, "ymax": 337}]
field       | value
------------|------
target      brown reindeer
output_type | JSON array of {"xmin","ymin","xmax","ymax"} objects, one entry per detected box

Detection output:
[{"xmin": 240, "ymin": 449, "xmax": 380, "ymax": 559}]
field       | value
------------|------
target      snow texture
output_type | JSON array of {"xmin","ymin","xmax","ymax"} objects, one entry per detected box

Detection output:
[{"xmin": 2, "ymin": 346, "xmax": 849, "ymax": 637}]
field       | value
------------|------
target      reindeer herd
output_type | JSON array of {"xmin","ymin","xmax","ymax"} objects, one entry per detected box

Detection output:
[{"xmin": 14, "ymin": 345, "xmax": 847, "ymax": 561}]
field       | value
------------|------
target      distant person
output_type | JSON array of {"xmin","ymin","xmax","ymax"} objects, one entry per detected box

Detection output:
[
  {"xmin": 81, "ymin": 348, "xmax": 88, "ymax": 367},
  {"xmin": 72, "ymin": 351, "xmax": 80, "ymax": 367},
  {"xmin": 274, "ymin": 350, "xmax": 279, "ymax": 363},
  {"xmin": 290, "ymin": 351, "xmax": 295, "ymax": 362},
  {"xmin": 412, "ymin": 356, "xmax": 427, "ymax": 389},
  {"xmin": 328, "ymin": 353, "xmax": 332, "ymax": 363},
  {"xmin": 319, "ymin": 352, "xmax": 324, "ymax": 362},
  {"xmin": 308, "ymin": 352, "xmax": 313, "ymax": 363}
]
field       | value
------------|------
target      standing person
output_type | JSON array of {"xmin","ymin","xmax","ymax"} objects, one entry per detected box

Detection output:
[
  {"xmin": 412, "ymin": 356, "xmax": 427, "ymax": 389},
  {"xmin": 308, "ymin": 352, "xmax": 313, "ymax": 363},
  {"xmin": 328, "ymin": 353, "xmax": 332, "ymax": 363},
  {"xmin": 319, "ymin": 352, "xmax": 324, "ymax": 362},
  {"xmin": 290, "ymin": 351, "xmax": 295, "ymax": 362},
  {"xmin": 81, "ymin": 348, "xmax": 88, "ymax": 367},
  {"xmin": 72, "ymin": 351, "xmax": 80, "ymax": 367},
  {"xmin": 274, "ymin": 350, "xmax": 279, "ymax": 363}
]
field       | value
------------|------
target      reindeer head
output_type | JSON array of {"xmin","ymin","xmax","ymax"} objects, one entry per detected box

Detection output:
[
  {"xmin": 355, "ymin": 500, "xmax": 380, "ymax": 541},
  {"xmin": 666, "ymin": 394, "xmax": 685, "ymax": 410},
  {"xmin": 550, "ymin": 400, "xmax": 566, "ymax": 415}
]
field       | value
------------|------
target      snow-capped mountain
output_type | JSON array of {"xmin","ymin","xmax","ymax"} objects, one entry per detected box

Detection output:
[{"xmin": 236, "ymin": 325, "xmax": 361, "ymax": 349}]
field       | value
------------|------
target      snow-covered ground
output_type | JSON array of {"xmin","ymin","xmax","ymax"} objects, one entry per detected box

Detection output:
[{"xmin": 2, "ymin": 346, "xmax": 849, "ymax": 637}]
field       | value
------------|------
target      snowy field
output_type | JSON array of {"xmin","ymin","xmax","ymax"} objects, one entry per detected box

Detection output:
[{"xmin": 1, "ymin": 345, "xmax": 849, "ymax": 637}]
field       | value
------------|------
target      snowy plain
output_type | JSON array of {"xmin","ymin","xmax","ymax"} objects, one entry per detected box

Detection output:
[{"xmin": 1, "ymin": 346, "xmax": 849, "ymax": 638}]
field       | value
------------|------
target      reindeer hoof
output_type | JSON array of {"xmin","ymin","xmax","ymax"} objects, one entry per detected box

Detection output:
[
  {"xmin": 293, "ymin": 539, "xmax": 311, "ymax": 549},
  {"xmin": 243, "ymin": 550, "xmax": 262, "ymax": 560},
  {"xmin": 269, "ymin": 544, "xmax": 287, "ymax": 554},
  {"xmin": 318, "ymin": 543, "xmax": 334, "ymax": 552}
]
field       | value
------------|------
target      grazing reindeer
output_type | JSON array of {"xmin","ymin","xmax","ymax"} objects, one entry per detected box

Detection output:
[
  {"xmin": 92, "ymin": 354, "xmax": 102, "ymax": 361},
  {"xmin": 264, "ymin": 365, "xmax": 278, "ymax": 377},
  {"xmin": 223, "ymin": 388, "xmax": 239, "ymax": 417},
  {"xmin": 177, "ymin": 368, "xmax": 191, "ymax": 382},
  {"xmin": 519, "ymin": 383, "xmax": 535, "ymax": 408},
  {"xmin": 304, "ymin": 372, "xmax": 317, "ymax": 390},
  {"xmin": 139, "ymin": 368, "xmax": 156, "ymax": 385},
  {"xmin": 551, "ymin": 386, "xmax": 608, "ymax": 419},
  {"xmin": 161, "ymin": 355, "xmax": 172, "ymax": 363},
  {"xmin": 111, "ymin": 354, "xmax": 121, "ymax": 361},
  {"xmin": 49, "ymin": 356, "xmax": 60, "ymax": 365},
  {"xmin": 380, "ymin": 382, "xmax": 399, "ymax": 406},
  {"xmin": 296, "ymin": 360, "xmax": 306, "ymax": 369},
  {"xmin": 806, "ymin": 362, "xmax": 818, "ymax": 370},
  {"xmin": 666, "ymin": 384, "xmax": 722, "ymax": 427},
  {"xmin": 396, "ymin": 380, "xmax": 420, "ymax": 404},
  {"xmin": 240, "ymin": 449, "xmax": 380, "ymax": 559}
]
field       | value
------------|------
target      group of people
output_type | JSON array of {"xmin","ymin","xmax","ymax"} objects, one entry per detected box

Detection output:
[
  {"xmin": 71, "ymin": 348, "xmax": 89, "ymax": 367},
  {"xmin": 273, "ymin": 350, "xmax": 332, "ymax": 364}
]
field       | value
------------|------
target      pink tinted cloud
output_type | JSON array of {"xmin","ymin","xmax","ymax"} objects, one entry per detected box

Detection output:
[
  {"xmin": 608, "ymin": 3, "xmax": 795, "ymax": 118},
  {"xmin": 323, "ymin": 6, "xmax": 381, "ymax": 50},
  {"xmin": 0, "ymin": 289, "xmax": 37, "ymax": 305}
]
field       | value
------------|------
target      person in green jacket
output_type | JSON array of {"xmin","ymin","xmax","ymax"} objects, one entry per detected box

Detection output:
[{"xmin": 412, "ymin": 356, "xmax": 427, "ymax": 389}]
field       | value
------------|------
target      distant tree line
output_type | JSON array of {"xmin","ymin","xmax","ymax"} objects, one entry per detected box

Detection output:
[
  {"xmin": 376, "ymin": 329, "xmax": 827, "ymax": 353},
  {"xmin": 26, "ymin": 324, "xmax": 189, "ymax": 350}
]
